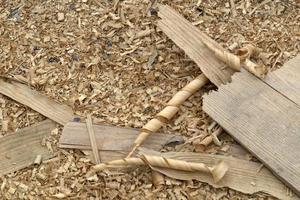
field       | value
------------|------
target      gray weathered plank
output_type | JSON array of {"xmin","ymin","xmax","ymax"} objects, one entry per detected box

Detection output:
[
  {"xmin": 0, "ymin": 80, "xmax": 74, "ymax": 125},
  {"xmin": 59, "ymin": 122, "xmax": 184, "ymax": 159},
  {"xmin": 0, "ymin": 120, "xmax": 55, "ymax": 176},
  {"xmin": 140, "ymin": 148, "xmax": 299, "ymax": 200},
  {"xmin": 203, "ymin": 69, "xmax": 300, "ymax": 195},
  {"xmin": 158, "ymin": 5, "xmax": 234, "ymax": 86},
  {"xmin": 264, "ymin": 55, "xmax": 300, "ymax": 105}
]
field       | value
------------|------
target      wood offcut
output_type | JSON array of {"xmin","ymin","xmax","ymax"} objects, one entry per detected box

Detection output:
[
  {"xmin": 59, "ymin": 122, "xmax": 184, "ymax": 161},
  {"xmin": 203, "ymin": 55, "xmax": 300, "ymax": 195},
  {"xmin": 0, "ymin": 80, "xmax": 74, "ymax": 125},
  {"xmin": 140, "ymin": 149, "xmax": 299, "ymax": 200},
  {"xmin": 158, "ymin": 5, "xmax": 234, "ymax": 86},
  {"xmin": 0, "ymin": 120, "xmax": 55, "ymax": 176}
]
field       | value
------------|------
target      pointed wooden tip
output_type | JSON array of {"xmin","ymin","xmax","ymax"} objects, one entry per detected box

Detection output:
[{"xmin": 126, "ymin": 145, "xmax": 138, "ymax": 158}]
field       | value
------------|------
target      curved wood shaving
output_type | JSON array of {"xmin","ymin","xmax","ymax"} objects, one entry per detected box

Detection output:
[
  {"xmin": 202, "ymin": 40, "xmax": 267, "ymax": 78},
  {"xmin": 127, "ymin": 74, "xmax": 209, "ymax": 157},
  {"xmin": 201, "ymin": 40, "xmax": 241, "ymax": 71},
  {"xmin": 91, "ymin": 155, "xmax": 228, "ymax": 183},
  {"xmin": 236, "ymin": 44, "xmax": 261, "ymax": 61}
]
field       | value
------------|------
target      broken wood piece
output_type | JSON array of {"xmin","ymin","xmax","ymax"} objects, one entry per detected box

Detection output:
[
  {"xmin": 194, "ymin": 127, "xmax": 223, "ymax": 151},
  {"xmin": 127, "ymin": 74, "xmax": 208, "ymax": 157},
  {"xmin": 0, "ymin": 80, "xmax": 74, "ymax": 125},
  {"xmin": 90, "ymin": 155, "xmax": 228, "ymax": 183},
  {"xmin": 158, "ymin": 5, "xmax": 234, "ymax": 86},
  {"xmin": 86, "ymin": 114, "xmax": 101, "ymax": 164},
  {"xmin": 0, "ymin": 120, "xmax": 55, "ymax": 176},
  {"xmin": 203, "ymin": 56, "xmax": 300, "ymax": 195},
  {"xmin": 59, "ymin": 122, "xmax": 184, "ymax": 162},
  {"xmin": 139, "ymin": 149, "xmax": 299, "ymax": 200}
]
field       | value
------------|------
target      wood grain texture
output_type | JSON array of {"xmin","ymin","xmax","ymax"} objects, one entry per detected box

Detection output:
[
  {"xmin": 86, "ymin": 114, "xmax": 101, "ymax": 164},
  {"xmin": 140, "ymin": 149, "xmax": 299, "ymax": 200},
  {"xmin": 203, "ymin": 69, "xmax": 300, "ymax": 195},
  {"xmin": 264, "ymin": 55, "xmax": 300, "ymax": 105},
  {"xmin": 0, "ymin": 120, "xmax": 55, "ymax": 176},
  {"xmin": 0, "ymin": 80, "xmax": 74, "ymax": 125},
  {"xmin": 59, "ymin": 122, "xmax": 184, "ymax": 160},
  {"xmin": 158, "ymin": 5, "xmax": 234, "ymax": 86}
]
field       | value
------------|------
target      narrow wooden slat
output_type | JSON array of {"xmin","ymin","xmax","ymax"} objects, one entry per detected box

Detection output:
[
  {"xmin": 86, "ymin": 114, "xmax": 101, "ymax": 164},
  {"xmin": 139, "ymin": 149, "xmax": 299, "ymax": 200},
  {"xmin": 0, "ymin": 80, "xmax": 74, "ymax": 125},
  {"xmin": 59, "ymin": 122, "xmax": 184, "ymax": 157},
  {"xmin": 158, "ymin": 5, "xmax": 234, "ymax": 86},
  {"xmin": 203, "ymin": 69, "xmax": 300, "ymax": 195},
  {"xmin": 0, "ymin": 120, "xmax": 55, "ymax": 176}
]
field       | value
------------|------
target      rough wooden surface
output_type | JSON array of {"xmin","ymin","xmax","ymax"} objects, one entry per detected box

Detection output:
[
  {"xmin": 0, "ymin": 120, "xmax": 55, "ymax": 176},
  {"xmin": 203, "ymin": 64, "xmax": 300, "ymax": 195},
  {"xmin": 59, "ymin": 122, "xmax": 184, "ymax": 160},
  {"xmin": 0, "ymin": 80, "xmax": 74, "ymax": 125},
  {"xmin": 264, "ymin": 55, "xmax": 300, "ymax": 105},
  {"xmin": 86, "ymin": 114, "xmax": 101, "ymax": 164},
  {"xmin": 140, "ymin": 149, "xmax": 299, "ymax": 200},
  {"xmin": 158, "ymin": 5, "xmax": 234, "ymax": 86}
]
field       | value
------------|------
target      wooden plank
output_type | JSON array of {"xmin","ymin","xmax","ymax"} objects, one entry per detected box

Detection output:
[
  {"xmin": 158, "ymin": 5, "xmax": 234, "ymax": 86},
  {"xmin": 0, "ymin": 120, "xmax": 55, "ymax": 176},
  {"xmin": 264, "ymin": 55, "xmax": 300, "ymax": 105},
  {"xmin": 59, "ymin": 122, "xmax": 184, "ymax": 159},
  {"xmin": 139, "ymin": 149, "xmax": 299, "ymax": 200},
  {"xmin": 86, "ymin": 114, "xmax": 101, "ymax": 164},
  {"xmin": 0, "ymin": 80, "xmax": 74, "ymax": 125},
  {"xmin": 203, "ymin": 69, "xmax": 300, "ymax": 195}
]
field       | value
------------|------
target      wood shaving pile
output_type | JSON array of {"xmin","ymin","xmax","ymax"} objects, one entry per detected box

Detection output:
[{"xmin": 0, "ymin": 0, "xmax": 299, "ymax": 199}]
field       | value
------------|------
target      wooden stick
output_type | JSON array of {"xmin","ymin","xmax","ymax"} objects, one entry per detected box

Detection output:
[
  {"xmin": 127, "ymin": 74, "xmax": 209, "ymax": 157},
  {"xmin": 86, "ymin": 114, "xmax": 101, "ymax": 164},
  {"xmin": 90, "ymin": 155, "xmax": 228, "ymax": 183}
]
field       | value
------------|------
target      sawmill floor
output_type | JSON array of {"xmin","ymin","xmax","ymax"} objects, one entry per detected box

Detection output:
[{"xmin": 0, "ymin": 0, "xmax": 299, "ymax": 199}]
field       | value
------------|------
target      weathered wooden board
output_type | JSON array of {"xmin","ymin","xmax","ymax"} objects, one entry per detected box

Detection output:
[
  {"xmin": 0, "ymin": 120, "xmax": 55, "ymax": 176},
  {"xmin": 264, "ymin": 55, "xmax": 300, "ymax": 105},
  {"xmin": 203, "ymin": 64, "xmax": 300, "ymax": 195},
  {"xmin": 140, "ymin": 149, "xmax": 299, "ymax": 200},
  {"xmin": 59, "ymin": 122, "xmax": 184, "ymax": 159},
  {"xmin": 0, "ymin": 80, "xmax": 74, "ymax": 125},
  {"xmin": 158, "ymin": 5, "xmax": 234, "ymax": 86}
]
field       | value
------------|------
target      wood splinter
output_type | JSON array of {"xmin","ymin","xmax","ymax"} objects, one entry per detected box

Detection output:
[
  {"xmin": 127, "ymin": 74, "xmax": 209, "ymax": 158},
  {"xmin": 89, "ymin": 155, "xmax": 229, "ymax": 183},
  {"xmin": 195, "ymin": 127, "xmax": 223, "ymax": 152}
]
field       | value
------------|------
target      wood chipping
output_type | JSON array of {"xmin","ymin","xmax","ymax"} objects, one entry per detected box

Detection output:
[{"xmin": 0, "ymin": 0, "xmax": 299, "ymax": 199}]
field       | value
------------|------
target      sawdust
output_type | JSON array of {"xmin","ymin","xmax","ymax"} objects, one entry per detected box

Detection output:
[{"xmin": 0, "ymin": 0, "xmax": 299, "ymax": 199}]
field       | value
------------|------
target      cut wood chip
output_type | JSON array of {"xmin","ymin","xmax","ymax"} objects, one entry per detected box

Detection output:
[
  {"xmin": 0, "ymin": 80, "xmax": 74, "ymax": 125},
  {"xmin": 59, "ymin": 122, "xmax": 184, "ymax": 162},
  {"xmin": 203, "ymin": 55, "xmax": 300, "ymax": 195},
  {"xmin": 0, "ymin": 120, "xmax": 55, "ymax": 176},
  {"xmin": 139, "ymin": 149, "xmax": 299, "ymax": 200}
]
